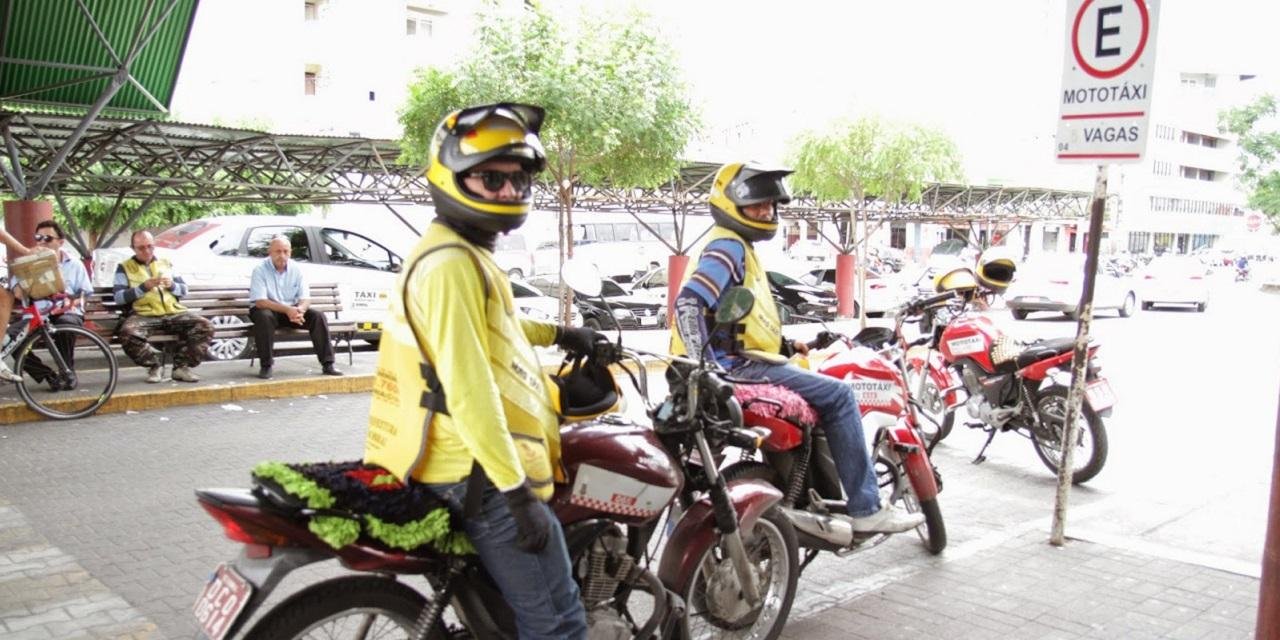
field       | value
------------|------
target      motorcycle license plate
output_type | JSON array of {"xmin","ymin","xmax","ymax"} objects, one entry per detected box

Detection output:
[
  {"xmin": 1084, "ymin": 379, "xmax": 1115, "ymax": 412},
  {"xmin": 193, "ymin": 564, "xmax": 253, "ymax": 640}
]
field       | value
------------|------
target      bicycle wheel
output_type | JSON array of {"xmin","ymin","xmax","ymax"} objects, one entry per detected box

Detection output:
[{"xmin": 15, "ymin": 325, "xmax": 118, "ymax": 420}]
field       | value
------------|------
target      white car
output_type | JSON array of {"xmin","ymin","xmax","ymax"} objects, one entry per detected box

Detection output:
[
  {"xmin": 1005, "ymin": 253, "xmax": 1139, "ymax": 320},
  {"xmin": 1136, "ymin": 257, "xmax": 1211, "ymax": 312},
  {"xmin": 510, "ymin": 278, "xmax": 583, "ymax": 326},
  {"xmin": 93, "ymin": 215, "xmax": 406, "ymax": 358},
  {"xmin": 800, "ymin": 266, "xmax": 914, "ymax": 317}
]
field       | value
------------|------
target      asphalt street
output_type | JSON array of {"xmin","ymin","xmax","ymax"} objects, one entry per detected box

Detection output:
[{"xmin": 0, "ymin": 272, "xmax": 1274, "ymax": 639}]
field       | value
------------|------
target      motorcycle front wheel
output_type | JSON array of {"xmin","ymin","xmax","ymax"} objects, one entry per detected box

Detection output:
[
  {"xmin": 242, "ymin": 575, "xmax": 445, "ymax": 640},
  {"xmin": 1030, "ymin": 387, "xmax": 1109, "ymax": 484},
  {"xmin": 679, "ymin": 507, "xmax": 798, "ymax": 640}
]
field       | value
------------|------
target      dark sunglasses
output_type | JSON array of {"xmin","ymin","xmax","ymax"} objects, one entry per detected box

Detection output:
[
  {"xmin": 33, "ymin": 233, "xmax": 59, "ymax": 243},
  {"xmin": 465, "ymin": 169, "xmax": 533, "ymax": 193}
]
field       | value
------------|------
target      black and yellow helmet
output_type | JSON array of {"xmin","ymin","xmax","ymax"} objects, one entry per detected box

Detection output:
[
  {"xmin": 934, "ymin": 267, "xmax": 980, "ymax": 294},
  {"xmin": 708, "ymin": 162, "xmax": 794, "ymax": 242},
  {"xmin": 425, "ymin": 102, "xmax": 547, "ymax": 233},
  {"xmin": 976, "ymin": 249, "xmax": 1017, "ymax": 293}
]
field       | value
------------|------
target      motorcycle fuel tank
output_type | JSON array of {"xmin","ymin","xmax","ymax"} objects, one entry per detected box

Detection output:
[
  {"xmin": 940, "ymin": 314, "xmax": 999, "ymax": 373},
  {"xmin": 817, "ymin": 345, "xmax": 906, "ymax": 419},
  {"xmin": 553, "ymin": 415, "xmax": 683, "ymax": 526}
]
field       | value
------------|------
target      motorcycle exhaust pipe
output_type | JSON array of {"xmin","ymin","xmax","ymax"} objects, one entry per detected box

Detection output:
[{"xmin": 777, "ymin": 506, "xmax": 855, "ymax": 550}]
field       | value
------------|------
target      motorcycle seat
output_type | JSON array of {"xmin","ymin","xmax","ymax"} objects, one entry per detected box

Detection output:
[
  {"xmin": 1014, "ymin": 337, "xmax": 1078, "ymax": 368},
  {"xmin": 735, "ymin": 382, "xmax": 818, "ymax": 428}
]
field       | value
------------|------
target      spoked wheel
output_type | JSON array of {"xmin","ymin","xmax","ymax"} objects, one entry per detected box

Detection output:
[
  {"xmin": 15, "ymin": 325, "xmax": 118, "ymax": 420},
  {"xmin": 680, "ymin": 507, "xmax": 798, "ymax": 640},
  {"xmin": 206, "ymin": 315, "xmax": 251, "ymax": 361},
  {"xmin": 1031, "ymin": 387, "xmax": 1109, "ymax": 484},
  {"xmin": 243, "ymin": 575, "xmax": 442, "ymax": 640},
  {"xmin": 906, "ymin": 368, "xmax": 955, "ymax": 446}
]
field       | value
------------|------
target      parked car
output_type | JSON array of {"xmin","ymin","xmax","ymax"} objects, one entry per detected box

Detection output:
[
  {"xmin": 494, "ymin": 232, "xmax": 536, "ymax": 279},
  {"xmin": 526, "ymin": 275, "xmax": 664, "ymax": 330},
  {"xmin": 1135, "ymin": 257, "xmax": 1211, "ymax": 312},
  {"xmin": 92, "ymin": 215, "xmax": 406, "ymax": 359},
  {"xmin": 1004, "ymin": 253, "xmax": 1138, "ymax": 320},
  {"xmin": 628, "ymin": 265, "xmax": 671, "ymax": 307},
  {"xmin": 766, "ymin": 270, "xmax": 839, "ymax": 322},
  {"xmin": 510, "ymin": 278, "xmax": 583, "ymax": 326},
  {"xmin": 800, "ymin": 266, "xmax": 913, "ymax": 317}
]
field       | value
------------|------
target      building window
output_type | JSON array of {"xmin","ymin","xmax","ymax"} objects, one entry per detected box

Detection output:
[
  {"xmin": 889, "ymin": 224, "xmax": 906, "ymax": 250},
  {"xmin": 304, "ymin": 69, "xmax": 319, "ymax": 96},
  {"xmin": 1191, "ymin": 234, "xmax": 1216, "ymax": 250},
  {"xmin": 1127, "ymin": 231, "xmax": 1150, "ymax": 254},
  {"xmin": 1179, "ymin": 165, "xmax": 1215, "ymax": 182},
  {"xmin": 1154, "ymin": 124, "xmax": 1176, "ymax": 141},
  {"xmin": 1153, "ymin": 232, "xmax": 1175, "ymax": 254},
  {"xmin": 407, "ymin": 7, "xmax": 440, "ymax": 37},
  {"xmin": 1152, "ymin": 160, "xmax": 1173, "ymax": 176},
  {"xmin": 304, "ymin": 0, "xmax": 320, "ymax": 21},
  {"xmin": 1042, "ymin": 228, "xmax": 1059, "ymax": 251}
]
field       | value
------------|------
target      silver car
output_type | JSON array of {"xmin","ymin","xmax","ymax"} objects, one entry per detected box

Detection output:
[{"xmin": 1005, "ymin": 253, "xmax": 1138, "ymax": 320}]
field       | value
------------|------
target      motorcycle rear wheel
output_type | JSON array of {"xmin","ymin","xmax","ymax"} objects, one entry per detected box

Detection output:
[
  {"xmin": 242, "ymin": 575, "xmax": 445, "ymax": 640},
  {"xmin": 1030, "ymin": 387, "xmax": 1109, "ymax": 484}
]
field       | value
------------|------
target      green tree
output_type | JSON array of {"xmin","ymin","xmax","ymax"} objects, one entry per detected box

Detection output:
[
  {"xmin": 52, "ymin": 194, "xmax": 304, "ymax": 256},
  {"xmin": 788, "ymin": 116, "xmax": 962, "ymax": 322},
  {"xmin": 398, "ymin": 1, "xmax": 699, "ymax": 317},
  {"xmin": 1220, "ymin": 93, "xmax": 1280, "ymax": 231}
]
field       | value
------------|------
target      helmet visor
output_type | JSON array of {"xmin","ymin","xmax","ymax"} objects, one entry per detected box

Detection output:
[{"xmin": 732, "ymin": 171, "xmax": 793, "ymax": 206}]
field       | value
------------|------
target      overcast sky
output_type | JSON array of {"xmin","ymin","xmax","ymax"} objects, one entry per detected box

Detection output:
[{"xmin": 569, "ymin": 0, "xmax": 1279, "ymax": 190}]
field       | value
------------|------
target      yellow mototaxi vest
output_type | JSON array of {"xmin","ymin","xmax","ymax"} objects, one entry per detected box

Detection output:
[
  {"xmin": 671, "ymin": 225, "xmax": 784, "ymax": 363},
  {"xmin": 363, "ymin": 225, "xmax": 561, "ymax": 500},
  {"xmin": 122, "ymin": 257, "xmax": 187, "ymax": 316}
]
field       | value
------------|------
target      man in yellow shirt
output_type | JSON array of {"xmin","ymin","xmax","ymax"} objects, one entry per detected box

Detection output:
[{"xmin": 363, "ymin": 103, "xmax": 594, "ymax": 639}]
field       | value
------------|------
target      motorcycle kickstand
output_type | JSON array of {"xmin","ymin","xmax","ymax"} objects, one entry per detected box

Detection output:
[{"xmin": 972, "ymin": 426, "xmax": 998, "ymax": 465}]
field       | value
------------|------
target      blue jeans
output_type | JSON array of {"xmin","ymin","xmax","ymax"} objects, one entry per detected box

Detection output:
[
  {"xmin": 428, "ymin": 479, "xmax": 587, "ymax": 640},
  {"xmin": 731, "ymin": 359, "xmax": 881, "ymax": 517}
]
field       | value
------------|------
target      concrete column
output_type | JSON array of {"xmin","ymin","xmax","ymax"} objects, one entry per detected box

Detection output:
[
  {"xmin": 3, "ymin": 200, "xmax": 52, "ymax": 255},
  {"xmin": 666, "ymin": 254, "xmax": 690, "ymax": 324}
]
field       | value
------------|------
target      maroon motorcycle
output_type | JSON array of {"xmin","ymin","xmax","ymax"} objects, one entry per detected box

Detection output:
[{"xmin": 193, "ymin": 340, "xmax": 795, "ymax": 639}]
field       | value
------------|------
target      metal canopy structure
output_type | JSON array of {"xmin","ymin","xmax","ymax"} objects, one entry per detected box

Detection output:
[
  {"xmin": 0, "ymin": 110, "xmax": 430, "ymax": 205},
  {"xmin": 0, "ymin": 0, "xmax": 199, "ymax": 200},
  {"xmin": 1, "ymin": 109, "xmax": 1096, "ymax": 227},
  {"xmin": 559, "ymin": 161, "xmax": 1097, "ymax": 224}
]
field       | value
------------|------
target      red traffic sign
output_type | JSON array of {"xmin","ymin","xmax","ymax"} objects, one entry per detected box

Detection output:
[
  {"xmin": 1247, "ymin": 213, "xmax": 1264, "ymax": 232},
  {"xmin": 1071, "ymin": 0, "xmax": 1151, "ymax": 79}
]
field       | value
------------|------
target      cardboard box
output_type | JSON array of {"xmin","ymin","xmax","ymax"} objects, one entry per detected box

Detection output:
[{"xmin": 11, "ymin": 249, "xmax": 64, "ymax": 299}]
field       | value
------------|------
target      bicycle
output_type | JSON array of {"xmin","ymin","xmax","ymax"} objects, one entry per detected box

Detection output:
[{"xmin": 3, "ymin": 295, "xmax": 118, "ymax": 420}]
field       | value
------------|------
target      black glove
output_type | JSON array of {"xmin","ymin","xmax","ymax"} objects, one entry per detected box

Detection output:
[
  {"xmin": 555, "ymin": 325, "xmax": 603, "ymax": 356},
  {"xmin": 808, "ymin": 331, "xmax": 839, "ymax": 351},
  {"xmin": 503, "ymin": 484, "xmax": 551, "ymax": 553}
]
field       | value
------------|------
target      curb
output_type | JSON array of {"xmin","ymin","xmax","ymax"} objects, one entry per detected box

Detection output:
[
  {"xmin": 0, "ymin": 374, "xmax": 374, "ymax": 424},
  {"xmin": 0, "ymin": 358, "xmax": 671, "ymax": 425}
]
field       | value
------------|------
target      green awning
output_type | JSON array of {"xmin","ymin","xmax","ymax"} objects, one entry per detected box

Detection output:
[{"xmin": 0, "ymin": 0, "xmax": 199, "ymax": 114}]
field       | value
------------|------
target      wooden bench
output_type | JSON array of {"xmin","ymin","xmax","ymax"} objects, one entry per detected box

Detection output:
[{"xmin": 82, "ymin": 283, "xmax": 357, "ymax": 366}]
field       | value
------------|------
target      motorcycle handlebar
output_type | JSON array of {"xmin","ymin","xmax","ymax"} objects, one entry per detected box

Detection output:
[{"xmin": 903, "ymin": 291, "xmax": 957, "ymax": 316}]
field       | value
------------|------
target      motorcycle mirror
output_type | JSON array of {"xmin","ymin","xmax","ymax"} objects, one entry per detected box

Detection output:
[
  {"xmin": 715, "ymin": 287, "xmax": 755, "ymax": 325},
  {"xmin": 561, "ymin": 258, "xmax": 602, "ymax": 297}
]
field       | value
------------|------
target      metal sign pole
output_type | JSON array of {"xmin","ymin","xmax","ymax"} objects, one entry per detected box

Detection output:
[{"xmin": 1050, "ymin": 163, "xmax": 1107, "ymax": 546}]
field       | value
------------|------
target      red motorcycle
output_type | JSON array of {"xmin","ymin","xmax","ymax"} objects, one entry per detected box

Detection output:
[
  {"xmin": 912, "ymin": 297, "xmax": 1113, "ymax": 484},
  {"xmin": 719, "ymin": 291, "xmax": 956, "ymax": 560},
  {"xmin": 192, "ymin": 336, "xmax": 797, "ymax": 640}
]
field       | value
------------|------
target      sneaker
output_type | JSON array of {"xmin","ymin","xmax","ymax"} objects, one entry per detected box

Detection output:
[
  {"xmin": 257, "ymin": 366, "xmax": 273, "ymax": 380},
  {"xmin": 172, "ymin": 366, "xmax": 200, "ymax": 383},
  {"xmin": 321, "ymin": 364, "xmax": 343, "ymax": 376},
  {"xmin": 848, "ymin": 502, "xmax": 926, "ymax": 534},
  {"xmin": 0, "ymin": 360, "xmax": 20, "ymax": 383},
  {"xmin": 145, "ymin": 366, "xmax": 163, "ymax": 384}
]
